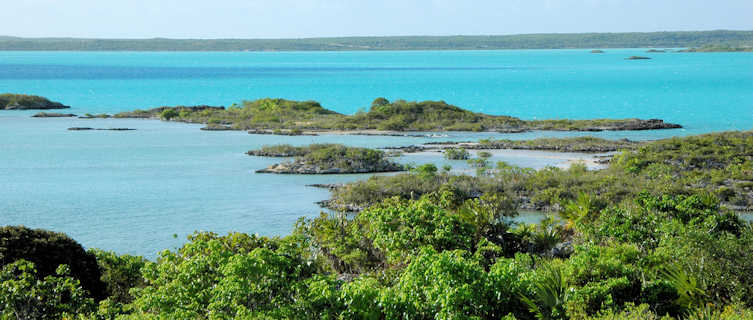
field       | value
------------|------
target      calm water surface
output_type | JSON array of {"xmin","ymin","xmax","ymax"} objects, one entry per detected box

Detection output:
[{"xmin": 1, "ymin": 49, "xmax": 751, "ymax": 256}]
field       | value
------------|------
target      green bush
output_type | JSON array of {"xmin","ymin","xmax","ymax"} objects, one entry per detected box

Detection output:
[
  {"xmin": 0, "ymin": 226, "xmax": 106, "ymax": 301},
  {"xmin": 0, "ymin": 260, "xmax": 95, "ymax": 319},
  {"xmin": 445, "ymin": 147, "xmax": 471, "ymax": 160},
  {"xmin": 160, "ymin": 109, "xmax": 179, "ymax": 120}
]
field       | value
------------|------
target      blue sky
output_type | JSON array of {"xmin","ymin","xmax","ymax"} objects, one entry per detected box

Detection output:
[{"xmin": 2, "ymin": 0, "xmax": 753, "ymax": 38}]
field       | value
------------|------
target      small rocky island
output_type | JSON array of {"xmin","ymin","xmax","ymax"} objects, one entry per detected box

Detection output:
[
  {"xmin": 250, "ymin": 144, "xmax": 404, "ymax": 174},
  {"xmin": 625, "ymin": 56, "xmax": 651, "ymax": 60},
  {"xmin": 68, "ymin": 127, "xmax": 135, "ymax": 131},
  {"xmin": 32, "ymin": 112, "xmax": 77, "ymax": 118},
  {"xmin": 1, "ymin": 93, "xmax": 70, "ymax": 110}
]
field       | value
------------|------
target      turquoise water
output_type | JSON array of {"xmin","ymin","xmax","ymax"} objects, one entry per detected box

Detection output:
[{"xmin": 1, "ymin": 50, "xmax": 752, "ymax": 256}]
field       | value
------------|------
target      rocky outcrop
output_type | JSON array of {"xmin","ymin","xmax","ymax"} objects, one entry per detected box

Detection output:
[
  {"xmin": 306, "ymin": 183, "xmax": 344, "ymax": 190},
  {"xmin": 382, "ymin": 145, "xmax": 431, "ymax": 153},
  {"xmin": 78, "ymin": 114, "xmax": 112, "ymax": 119},
  {"xmin": 32, "ymin": 112, "xmax": 77, "ymax": 117},
  {"xmin": 247, "ymin": 129, "xmax": 317, "ymax": 136},
  {"xmin": 256, "ymin": 159, "xmax": 404, "ymax": 174},
  {"xmin": 247, "ymin": 150, "xmax": 304, "ymax": 157},
  {"xmin": 201, "ymin": 124, "xmax": 236, "ymax": 131},
  {"xmin": 534, "ymin": 119, "xmax": 681, "ymax": 131},
  {"xmin": 497, "ymin": 127, "xmax": 529, "ymax": 133},
  {"xmin": 590, "ymin": 49, "xmax": 604, "ymax": 53},
  {"xmin": 1, "ymin": 94, "xmax": 70, "ymax": 110},
  {"xmin": 68, "ymin": 127, "xmax": 136, "ymax": 131},
  {"xmin": 316, "ymin": 200, "xmax": 365, "ymax": 212},
  {"xmin": 625, "ymin": 56, "xmax": 651, "ymax": 60},
  {"xmin": 600, "ymin": 119, "xmax": 680, "ymax": 131}
]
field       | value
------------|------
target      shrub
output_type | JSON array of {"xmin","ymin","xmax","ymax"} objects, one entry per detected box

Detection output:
[
  {"xmin": 0, "ymin": 226, "xmax": 106, "ymax": 301},
  {"xmin": 445, "ymin": 148, "xmax": 471, "ymax": 160},
  {"xmin": 160, "ymin": 109, "xmax": 179, "ymax": 120},
  {"xmin": 0, "ymin": 260, "xmax": 95, "ymax": 319}
]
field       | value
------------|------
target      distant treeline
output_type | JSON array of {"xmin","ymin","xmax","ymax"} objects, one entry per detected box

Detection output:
[{"xmin": 1, "ymin": 30, "xmax": 753, "ymax": 51}]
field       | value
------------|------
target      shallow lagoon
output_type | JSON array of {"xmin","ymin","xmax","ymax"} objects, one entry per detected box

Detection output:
[
  {"xmin": 2, "ymin": 49, "xmax": 752, "ymax": 256},
  {"xmin": 0, "ymin": 115, "xmax": 597, "ymax": 256}
]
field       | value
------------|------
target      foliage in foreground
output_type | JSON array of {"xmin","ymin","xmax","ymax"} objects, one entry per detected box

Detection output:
[
  {"xmin": 2, "ymin": 131, "xmax": 753, "ymax": 319},
  {"xmin": 3, "ymin": 187, "xmax": 753, "ymax": 319}
]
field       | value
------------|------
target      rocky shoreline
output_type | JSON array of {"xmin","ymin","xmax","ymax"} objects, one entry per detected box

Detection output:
[
  {"xmin": 256, "ymin": 160, "xmax": 404, "ymax": 174},
  {"xmin": 250, "ymin": 144, "xmax": 405, "ymax": 175},
  {"xmin": 531, "ymin": 119, "xmax": 679, "ymax": 131},
  {"xmin": 387, "ymin": 137, "xmax": 640, "ymax": 154}
]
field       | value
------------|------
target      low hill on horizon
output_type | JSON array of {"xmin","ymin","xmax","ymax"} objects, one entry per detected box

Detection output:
[{"xmin": 1, "ymin": 30, "xmax": 753, "ymax": 51}]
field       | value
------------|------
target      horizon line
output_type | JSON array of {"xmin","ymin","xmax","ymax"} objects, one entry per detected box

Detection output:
[{"xmin": 2, "ymin": 29, "xmax": 752, "ymax": 41}]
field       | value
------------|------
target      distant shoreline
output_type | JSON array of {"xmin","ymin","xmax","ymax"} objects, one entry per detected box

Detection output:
[{"xmin": 1, "ymin": 30, "xmax": 752, "ymax": 51}]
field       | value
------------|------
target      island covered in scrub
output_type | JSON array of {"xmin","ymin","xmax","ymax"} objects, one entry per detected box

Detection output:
[
  {"xmin": 322, "ymin": 131, "xmax": 753, "ymax": 213},
  {"xmin": 3, "ymin": 130, "xmax": 753, "ymax": 319},
  {"xmin": 250, "ymin": 144, "xmax": 404, "ymax": 174},
  {"xmin": 114, "ymin": 97, "xmax": 682, "ymax": 133},
  {"xmin": 0, "ymin": 93, "xmax": 69, "ymax": 110},
  {"xmin": 395, "ymin": 136, "xmax": 642, "ymax": 153},
  {"xmin": 679, "ymin": 45, "xmax": 753, "ymax": 52}
]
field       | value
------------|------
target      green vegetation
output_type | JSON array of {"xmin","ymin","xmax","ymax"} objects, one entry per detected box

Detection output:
[
  {"xmin": 329, "ymin": 131, "xmax": 753, "ymax": 212},
  {"xmin": 247, "ymin": 143, "xmax": 342, "ymax": 157},
  {"xmin": 0, "ymin": 261, "xmax": 95, "ymax": 319},
  {"xmin": 0, "ymin": 226, "xmax": 107, "ymax": 301},
  {"xmin": 474, "ymin": 136, "xmax": 641, "ymax": 153},
  {"xmin": 2, "ymin": 189, "xmax": 752, "ymax": 318},
  {"xmin": 253, "ymin": 144, "xmax": 404, "ymax": 174},
  {"xmin": 444, "ymin": 147, "xmax": 471, "ymax": 160},
  {"xmin": 679, "ymin": 45, "xmax": 753, "ymax": 52},
  {"xmin": 115, "ymin": 97, "xmax": 681, "ymax": 132},
  {"xmin": 2, "ymin": 131, "xmax": 753, "ymax": 319},
  {"xmin": 79, "ymin": 113, "xmax": 112, "ymax": 119},
  {"xmin": 0, "ymin": 93, "xmax": 68, "ymax": 110},
  {"xmin": 2, "ymin": 30, "xmax": 753, "ymax": 51}
]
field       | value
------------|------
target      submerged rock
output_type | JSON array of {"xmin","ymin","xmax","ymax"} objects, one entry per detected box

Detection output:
[
  {"xmin": 68, "ymin": 127, "xmax": 136, "ymax": 131},
  {"xmin": 590, "ymin": 49, "xmax": 605, "ymax": 53},
  {"xmin": 32, "ymin": 112, "xmax": 77, "ymax": 118},
  {"xmin": 625, "ymin": 56, "xmax": 651, "ymax": 60}
]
